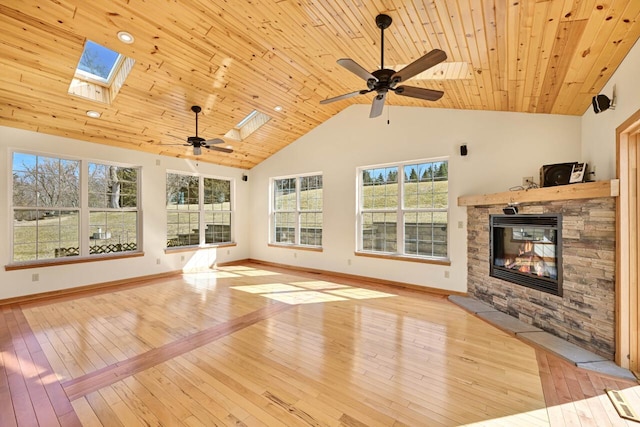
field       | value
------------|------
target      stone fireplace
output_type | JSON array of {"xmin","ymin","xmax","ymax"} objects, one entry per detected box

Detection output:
[{"xmin": 466, "ymin": 195, "xmax": 616, "ymax": 359}]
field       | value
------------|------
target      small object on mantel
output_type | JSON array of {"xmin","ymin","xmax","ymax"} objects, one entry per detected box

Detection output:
[{"xmin": 457, "ymin": 179, "xmax": 619, "ymax": 207}]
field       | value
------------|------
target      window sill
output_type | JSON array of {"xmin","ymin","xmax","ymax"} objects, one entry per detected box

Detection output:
[
  {"xmin": 355, "ymin": 251, "xmax": 451, "ymax": 266},
  {"xmin": 268, "ymin": 243, "xmax": 323, "ymax": 252},
  {"xmin": 5, "ymin": 251, "xmax": 145, "ymax": 271},
  {"xmin": 164, "ymin": 242, "xmax": 237, "ymax": 254}
]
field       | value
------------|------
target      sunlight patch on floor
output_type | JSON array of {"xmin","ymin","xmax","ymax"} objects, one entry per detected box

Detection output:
[
  {"xmin": 230, "ymin": 279, "xmax": 396, "ymax": 305},
  {"xmin": 230, "ymin": 283, "xmax": 306, "ymax": 293},
  {"xmin": 289, "ymin": 280, "xmax": 349, "ymax": 290},
  {"xmin": 460, "ymin": 407, "xmax": 549, "ymax": 426},
  {"xmin": 263, "ymin": 290, "xmax": 348, "ymax": 304}
]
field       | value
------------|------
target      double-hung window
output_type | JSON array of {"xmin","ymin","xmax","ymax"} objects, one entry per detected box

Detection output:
[
  {"xmin": 88, "ymin": 163, "xmax": 139, "ymax": 253},
  {"xmin": 166, "ymin": 173, "xmax": 233, "ymax": 247},
  {"xmin": 271, "ymin": 174, "xmax": 323, "ymax": 247},
  {"xmin": 357, "ymin": 159, "xmax": 448, "ymax": 260},
  {"xmin": 11, "ymin": 152, "xmax": 140, "ymax": 263}
]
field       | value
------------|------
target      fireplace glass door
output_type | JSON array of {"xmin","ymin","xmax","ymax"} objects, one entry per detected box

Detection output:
[{"xmin": 490, "ymin": 214, "xmax": 562, "ymax": 296}]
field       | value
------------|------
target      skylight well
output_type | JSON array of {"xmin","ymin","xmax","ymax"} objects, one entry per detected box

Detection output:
[
  {"xmin": 225, "ymin": 109, "xmax": 271, "ymax": 141},
  {"xmin": 68, "ymin": 40, "xmax": 135, "ymax": 104}
]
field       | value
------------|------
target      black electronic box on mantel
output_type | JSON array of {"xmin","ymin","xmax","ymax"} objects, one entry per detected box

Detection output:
[{"xmin": 540, "ymin": 162, "xmax": 588, "ymax": 187}]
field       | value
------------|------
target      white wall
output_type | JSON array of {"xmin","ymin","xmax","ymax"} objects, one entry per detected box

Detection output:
[
  {"xmin": 249, "ymin": 105, "xmax": 581, "ymax": 293},
  {"xmin": 0, "ymin": 126, "xmax": 250, "ymax": 300},
  {"xmin": 582, "ymin": 38, "xmax": 640, "ymax": 179},
  {"xmin": 17, "ymin": 38, "xmax": 640, "ymax": 298}
]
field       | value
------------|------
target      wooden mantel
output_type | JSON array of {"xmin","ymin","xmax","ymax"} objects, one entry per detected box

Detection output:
[{"xmin": 458, "ymin": 180, "xmax": 620, "ymax": 207}]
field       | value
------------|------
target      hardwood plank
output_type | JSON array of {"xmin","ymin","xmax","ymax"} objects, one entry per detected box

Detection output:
[{"xmin": 6, "ymin": 262, "xmax": 640, "ymax": 425}]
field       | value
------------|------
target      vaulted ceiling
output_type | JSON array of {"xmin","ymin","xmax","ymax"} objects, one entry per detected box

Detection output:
[{"xmin": 1, "ymin": 1, "xmax": 639, "ymax": 169}]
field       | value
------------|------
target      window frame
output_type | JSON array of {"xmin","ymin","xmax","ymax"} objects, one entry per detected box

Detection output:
[
  {"xmin": 165, "ymin": 171, "xmax": 235, "ymax": 249},
  {"xmin": 269, "ymin": 172, "xmax": 323, "ymax": 249},
  {"xmin": 356, "ymin": 158, "xmax": 449, "ymax": 262},
  {"xmin": 9, "ymin": 150, "xmax": 142, "ymax": 266}
]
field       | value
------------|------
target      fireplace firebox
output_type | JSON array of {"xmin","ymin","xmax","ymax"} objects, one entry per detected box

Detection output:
[{"xmin": 490, "ymin": 214, "xmax": 562, "ymax": 296}]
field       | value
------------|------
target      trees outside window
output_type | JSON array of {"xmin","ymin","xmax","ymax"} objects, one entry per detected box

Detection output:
[
  {"xmin": 271, "ymin": 174, "xmax": 323, "ymax": 247},
  {"xmin": 88, "ymin": 163, "xmax": 139, "ymax": 253},
  {"xmin": 358, "ymin": 159, "xmax": 448, "ymax": 259},
  {"xmin": 11, "ymin": 152, "xmax": 140, "ymax": 262},
  {"xmin": 166, "ymin": 173, "xmax": 233, "ymax": 247}
]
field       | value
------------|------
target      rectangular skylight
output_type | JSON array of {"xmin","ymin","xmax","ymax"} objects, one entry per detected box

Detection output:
[
  {"xmin": 69, "ymin": 40, "xmax": 134, "ymax": 104},
  {"xmin": 225, "ymin": 109, "xmax": 271, "ymax": 141},
  {"xmin": 235, "ymin": 110, "xmax": 260, "ymax": 128},
  {"xmin": 75, "ymin": 40, "xmax": 123, "ymax": 85}
]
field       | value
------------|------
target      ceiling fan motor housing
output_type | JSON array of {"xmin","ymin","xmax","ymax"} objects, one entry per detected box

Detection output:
[{"xmin": 371, "ymin": 68, "xmax": 396, "ymax": 90}]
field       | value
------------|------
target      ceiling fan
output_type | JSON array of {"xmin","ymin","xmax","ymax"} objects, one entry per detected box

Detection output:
[
  {"xmin": 320, "ymin": 14, "xmax": 447, "ymax": 118},
  {"xmin": 166, "ymin": 105, "xmax": 233, "ymax": 155}
]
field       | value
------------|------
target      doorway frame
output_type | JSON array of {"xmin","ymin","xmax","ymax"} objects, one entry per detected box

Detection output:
[{"xmin": 616, "ymin": 108, "xmax": 640, "ymax": 371}]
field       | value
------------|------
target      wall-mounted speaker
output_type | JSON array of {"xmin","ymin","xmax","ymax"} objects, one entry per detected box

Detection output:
[
  {"xmin": 242, "ymin": 174, "xmax": 248, "ymax": 182},
  {"xmin": 540, "ymin": 162, "xmax": 577, "ymax": 187},
  {"xmin": 460, "ymin": 144, "xmax": 468, "ymax": 156}
]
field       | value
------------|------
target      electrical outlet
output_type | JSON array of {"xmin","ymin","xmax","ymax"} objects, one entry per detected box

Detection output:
[
  {"xmin": 444, "ymin": 270, "xmax": 450, "ymax": 279},
  {"xmin": 522, "ymin": 176, "xmax": 534, "ymax": 186},
  {"xmin": 32, "ymin": 273, "xmax": 39, "ymax": 282},
  {"xmin": 293, "ymin": 252, "xmax": 297, "ymax": 258},
  {"xmin": 156, "ymin": 258, "xmax": 161, "ymax": 265},
  {"xmin": 227, "ymin": 249, "xmax": 230, "ymax": 255},
  {"xmin": 180, "ymin": 255, "xmax": 185, "ymax": 262},
  {"xmin": 347, "ymin": 259, "xmax": 352, "ymax": 266},
  {"xmin": 458, "ymin": 221, "xmax": 464, "ymax": 229}
]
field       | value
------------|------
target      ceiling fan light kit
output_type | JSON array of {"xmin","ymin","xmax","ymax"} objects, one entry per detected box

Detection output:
[{"xmin": 320, "ymin": 13, "xmax": 447, "ymax": 118}]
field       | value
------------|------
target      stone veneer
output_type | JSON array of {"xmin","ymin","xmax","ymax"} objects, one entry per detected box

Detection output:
[{"xmin": 467, "ymin": 197, "xmax": 616, "ymax": 359}]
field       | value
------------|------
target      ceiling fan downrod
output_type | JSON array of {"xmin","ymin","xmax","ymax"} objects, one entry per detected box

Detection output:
[
  {"xmin": 376, "ymin": 14, "xmax": 392, "ymax": 70},
  {"xmin": 191, "ymin": 105, "xmax": 201, "ymax": 137}
]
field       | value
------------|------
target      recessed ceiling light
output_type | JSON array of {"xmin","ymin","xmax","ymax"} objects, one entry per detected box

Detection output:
[
  {"xmin": 117, "ymin": 31, "xmax": 134, "ymax": 44},
  {"xmin": 86, "ymin": 110, "xmax": 101, "ymax": 118},
  {"xmin": 274, "ymin": 105, "xmax": 283, "ymax": 112}
]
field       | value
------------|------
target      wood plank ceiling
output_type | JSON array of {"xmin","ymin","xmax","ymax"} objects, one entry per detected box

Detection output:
[{"xmin": 1, "ymin": 1, "xmax": 639, "ymax": 169}]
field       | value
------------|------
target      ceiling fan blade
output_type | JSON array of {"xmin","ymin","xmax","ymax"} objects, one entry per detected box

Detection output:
[
  {"xmin": 391, "ymin": 49, "xmax": 447, "ymax": 84},
  {"xmin": 207, "ymin": 145, "xmax": 233, "ymax": 154},
  {"xmin": 369, "ymin": 91, "xmax": 387, "ymax": 118},
  {"xmin": 395, "ymin": 85, "xmax": 444, "ymax": 101},
  {"xmin": 320, "ymin": 90, "xmax": 368, "ymax": 104},
  {"xmin": 337, "ymin": 58, "xmax": 378, "ymax": 82},
  {"xmin": 204, "ymin": 137, "xmax": 224, "ymax": 145}
]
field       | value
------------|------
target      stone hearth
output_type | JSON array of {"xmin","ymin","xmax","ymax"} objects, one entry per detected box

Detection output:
[{"xmin": 466, "ymin": 197, "xmax": 615, "ymax": 359}]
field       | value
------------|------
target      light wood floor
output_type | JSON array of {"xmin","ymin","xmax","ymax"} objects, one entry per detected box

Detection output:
[{"xmin": 2, "ymin": 262, "xmax": 639, "ymax": 426}]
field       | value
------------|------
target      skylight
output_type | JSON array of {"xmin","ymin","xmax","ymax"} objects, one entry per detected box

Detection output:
[
  {"xmin": 68, "ymin": 40, "xmax": 135, "ymax": 104},
  {"xmin": 75, "ymin": 41, "xmax": 123, "ymax": 85},
  {"xmin": 225, "ymin": 109, "xmax": 271, "ymax": 141}
]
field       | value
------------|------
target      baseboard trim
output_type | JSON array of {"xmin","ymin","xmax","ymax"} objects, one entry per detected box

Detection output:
[{"xmin": 0, "ymin": 270, "xmax": 183, "ymax": 307}]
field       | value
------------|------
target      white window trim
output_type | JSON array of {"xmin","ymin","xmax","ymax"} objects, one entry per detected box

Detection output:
[
  {"xmin": 269, "ymin": 172, "xmax": 323, "ymax": 248},
  {"xmin": 355, "ymin": 157, "xmax": 449, "ymax": 261},
  {"xmin": 9, "ymin": 149, "xmax": 142, "ymax": 264},
  {"xmin": 165, "ymin": 171, "xmax": 235, "ymax": 248}
]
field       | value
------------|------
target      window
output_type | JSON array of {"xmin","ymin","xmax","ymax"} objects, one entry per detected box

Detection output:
[
  {"xmin": 357, "ymin": 159, "xmax": 448, "ymax": 259},
  {"xmin": 68, "ymin": 40, "xmax": 135, "ymax": 104},
  {"xmin": 11, "ymin": 152, "xmax": 140, "ymax": 262},
  {"xmin": 271, "ymin": 174, "xmax": 323, "ymax": 247},
  {"xmin": 166, "ymin": 173, "xmax": 233, "ymax": 248},
  {"xmin": 88, "ymin": 163, "xmax": 139, "ymax": 254},
  {"xmin": 76, "ymin": 41, "xmax": 123, "ymax": 85},
  {"xmin": 225, "ymin": 109, "xmax": 272, "ymax": 141}
]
